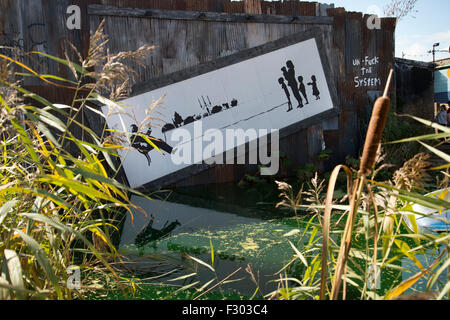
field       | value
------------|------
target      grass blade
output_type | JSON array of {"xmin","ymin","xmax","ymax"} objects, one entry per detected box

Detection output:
[
  {"xmin": 187, "ymin": 255, "xmax": 215, "ymax": 272},
  {"xmin": 418, "ymin": 141, "xmax": 450, "ymax": 163},
  {"xmin": 15, "ymin": 229, "xmax": 63, "ymax": 299},
  {"xmin": 320, "ymin": 164, "xmax": 354, "ymax": 300},
  {"xmin": 288, "ymin": 240, "xmax": 308, "ymax": 267},
  {"xmin": 210, "ymin": 239, "xmax": 215, "ymax": 266},
  {"xmin": 0, "ymin": 200, "xmax": 18, "ymax": 225},
  {"xmin": 396, "ymin": 113, "xmax": 450, "ymax": 133},
  {"xmin": 2, "ymin": 249, "xmax": 25, "ymax": 299}
]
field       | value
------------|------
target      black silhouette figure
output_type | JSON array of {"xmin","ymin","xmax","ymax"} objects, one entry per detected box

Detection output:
[
  {"xmin": 161, "ymin": 98, "xmax": 239, "ymax": 137},
  {"xmin": 282, "ymin": 61, "xmax": 303, "ymax": 108},
  {"xmin": 307, "ymin": 75, "xmax": 320, "ymax": 100},
  {"xmin": 134, "ymin": 215, "xmax": 181, "ymax": 247},
  {"xmin": 183, "ymin": 115, "xmax": 196, "ymax": 125},
  {"xmin": 130, "ymin": 124, "xmax": 174, "ymax": 167},
  {"xmin": 297, "ymin": 76, "xmax": 309, "ymax": 105},
  {"xmin": 278, "ymin": 77, "xmax": 293, "ymax": 112},
  {"xmin": 173, "ymin": 112, "xmax": 184, "ymax": 127},
  {"xmin": 162, "ymin": 111, "xmax": 187, "ymax": 139},
  {"xmin": 211, "ymin": 105, "xmax": 223, "ymax": 114},
  {"xmin": 130, "ymin": 124, "xmax": 152, "ymax": 166},
  {"xmin": 161, "ymin": 123, "xmax": 176, "ymax": 139}
]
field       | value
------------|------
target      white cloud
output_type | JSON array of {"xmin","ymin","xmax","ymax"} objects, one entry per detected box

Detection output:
[
  {"xmin": 405, "ymin": 43, "xmax": 428, "ymax": 56},
  {"xmin": 396, "ymin": 30, "xmax": 450, "ymax": 61}
]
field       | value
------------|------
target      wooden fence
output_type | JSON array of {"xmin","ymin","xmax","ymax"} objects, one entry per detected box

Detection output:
[{"xmin": 0, "ymin": 0, "xmax": 396, "ymax": 189}]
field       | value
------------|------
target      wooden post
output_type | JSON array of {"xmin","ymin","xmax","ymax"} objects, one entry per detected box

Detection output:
[
  {"xmin": 435, "ymin": 102, "xmax": 439, "ymax": 134},
  {"xmin": 244, "ymin": 0, "xmax": 262, "ymax": 14},
  {"xmin": 244, "ymin": 0, "xmax": 263, "ymax": 48}
]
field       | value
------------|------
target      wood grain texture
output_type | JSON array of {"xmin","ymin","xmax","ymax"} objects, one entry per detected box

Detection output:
[
  {"xmin": 0, "ymin": 0, "xmax": 397, "ymax": 189},
  {"xmin": 87, "ymin": 4, "xmax": 334, "ymax": 24}
]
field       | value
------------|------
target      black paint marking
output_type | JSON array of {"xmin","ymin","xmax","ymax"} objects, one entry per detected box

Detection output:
[
  {"xmin": 134, "ymin": 215, "xmax": 181, "ymax": 247},
  {"xmin": 307, "ymin": 75, "xmax": 321, "ymax": 100},
  {"xmin": 131, "ymin": 124, "xmax": 174, "ymax": 166}
]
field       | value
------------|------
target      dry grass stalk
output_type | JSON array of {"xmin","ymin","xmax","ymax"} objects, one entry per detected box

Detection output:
[{"xmin": 275, "ymin": 181, "xmax": 303, "ymax": 214}]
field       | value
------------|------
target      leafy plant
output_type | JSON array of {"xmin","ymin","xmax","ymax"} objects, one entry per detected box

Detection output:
[
  {"xmin": 271, "ymin": 70, "xmax": 450, "ymax": 300},
  {"xmin": 317, "ymin": 148, "xmax": 332, "ymax": 161},
  {"xmin": 0, "ymin": 20, "xmax": 163, "ymax": 299}
]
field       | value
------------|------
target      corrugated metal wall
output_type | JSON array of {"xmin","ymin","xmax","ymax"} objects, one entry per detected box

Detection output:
[{"xmin": 0, "ymin": 0, "xmax": 397, "ymax": 188}]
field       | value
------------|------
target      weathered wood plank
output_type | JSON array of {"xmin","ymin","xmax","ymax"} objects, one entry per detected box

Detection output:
[
  {"xmin": 87, "ymin": 4, "xmax": 334, "ymax": 25},
  {"xmin": 1, "ymin": 0, "xmax": 397, "ymax": 188},
  {"xmin": 244, "ymin": 0, "xmax": 262, "ymax": 14}
]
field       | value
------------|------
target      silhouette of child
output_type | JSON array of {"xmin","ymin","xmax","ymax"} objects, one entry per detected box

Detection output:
[
  {"xmin": 278, "ymin": 77, "xmax": 293, "ymax": 112},
  {"xmin": 307, "ymin": 75, "xmax": 320, "ymax": 100},
  {"xmin": 297, "ymin": 76, "xmax": 309, "ymax": 105}
]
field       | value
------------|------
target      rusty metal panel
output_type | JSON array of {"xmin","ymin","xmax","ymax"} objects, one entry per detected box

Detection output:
[
  {"xmin": 224, "ymin": 1, "xmax": 245, "ymax": 14},
  {"xmin": 299, "ymin": 2, "xmax": 318, "ymax": 16}
]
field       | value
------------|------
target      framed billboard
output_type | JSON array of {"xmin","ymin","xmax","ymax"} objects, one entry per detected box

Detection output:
[{"xmin": 101, "ymin": 28, "xmax": 339, "ymax": 190}]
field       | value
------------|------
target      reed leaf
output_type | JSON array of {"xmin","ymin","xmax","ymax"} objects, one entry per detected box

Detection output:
[
  {"xmin": 2, "ymin": 249, "xmax": 25, "ymax": 299},
  {"xmin": 385, "ymin": 247, "xmax": 448, "ymax": 300},
  {"xmin": 437, "ymin": 281, "xmax": 450, "ymax": 300},
  {"xmin": 288, "ymin": 240, "xmax": 308, "ymax": 267},
  {"xmin": 418, "ymin": 141, "xmax": 450, "ymax": 163},
  {"xmin": 396, "ymin": 113, "xmax": 450, "ymax": 133},
  {"xmin": 15, "ymin": 72, "xmax": 79, "ymax": 85},
  {"xmin": 187, "ymin": 255, "xmax": 215, "ymax": 272},
  {"xmin": 320, "ymin": 164, "xmax": 353, "ymax": 300},
  {"xmin": 29, "ymin": 51, "xmax": 88, "ymax": 76},
  {"xmin": 15, "ymin": 229, "xmax": 63, "ymax": 299},
  {"xmin": 384, "ymin": 132, "xmax": 450, "ymax": 144},
  {"xmin": 18, "ymin": 213, "xmax": 120, "ymax": 281},
  {"xmin": 370, "ymin": 181, "xmax": 450, "ymax": 210},
  {"xmin": 0, "ymin": 200, "xmax": 18, "ymax": 225}
]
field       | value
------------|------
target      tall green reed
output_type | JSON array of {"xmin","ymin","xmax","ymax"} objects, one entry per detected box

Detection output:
[
  {"xmin": 271, "ymin": 70, "xmax": 450, "ymax": 300},
  {"xmin": 0, "ymin": 20, "xmax": 161, "ymax": 299}
]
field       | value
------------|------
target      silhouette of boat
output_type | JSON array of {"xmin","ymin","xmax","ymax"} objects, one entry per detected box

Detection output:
[{"xmin": 160, "ymin": 97, "xmax": 239, "ymax": 136}]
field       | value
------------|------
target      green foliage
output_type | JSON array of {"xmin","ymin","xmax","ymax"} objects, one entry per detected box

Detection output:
[
  {"xmin": 272, "ymin": 114, "xmax": 450, "ymax": 301},
  {"xmin": 0, "ymin": 21, "xmax": 155, "ymax": 299},
  {"xmin": 382, "ymin": 112, "xmax": 432, "ymax": 167},
  {"xmin": 294, "ymin": 163, "xmax": 318, "ymax": 181},
  {"xmin": 317, "ymin": 148, "xmax": 333, "ymax": 161}
]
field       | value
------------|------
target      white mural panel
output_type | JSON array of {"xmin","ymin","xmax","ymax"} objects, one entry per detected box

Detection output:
[{"xmin": 102, "ymin": 37, "xmax": 334, "ymax": 188}]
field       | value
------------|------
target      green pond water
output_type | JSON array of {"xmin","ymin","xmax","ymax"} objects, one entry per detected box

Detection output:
[
  {"xmin": 112, "ymin": 182, "xmax": 447, "ymax": 300},
  {"xmin": 117, "ymin": 182, "xmax": 305, "ymax": 298}
]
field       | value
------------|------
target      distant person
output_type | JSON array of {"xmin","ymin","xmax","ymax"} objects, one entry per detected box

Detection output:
[
  {"xmin": 447, "ymin": 106, "xmax": 450, "ymax": 127},
  {"xmin": 278, "ymin": 77, "xmax": 293, "ymax": 112},
  {"xmin": 448, "ymin": 101, "xmax": 450, "ymax": 126},
  {"xmin": 307, "ymin": 75, "xmax": 320, "ymax": 100},
  {"xmin": 436, "ymin": 105, "xmax": 447, "ymax": 126}
]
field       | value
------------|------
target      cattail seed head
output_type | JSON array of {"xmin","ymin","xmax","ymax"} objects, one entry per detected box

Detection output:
[{"xmin": 359, "ymin": 96, "xmax": 391, "ymax": 177}]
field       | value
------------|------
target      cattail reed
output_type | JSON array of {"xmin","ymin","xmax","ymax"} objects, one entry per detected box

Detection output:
[
  {"xmin": 359, "ymin": 69, "xmax": 394, "ymax": 177},
  {"xmin": 329, "ymin": 69, "xmax": 395, "ymax": 300}
]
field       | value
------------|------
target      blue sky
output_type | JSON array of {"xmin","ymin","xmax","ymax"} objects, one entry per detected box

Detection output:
[
  {"xmin": 332, "ymin": 0, "xmax": 450, "ymax": 62},
  {"xmin": 237, "ymin": 0, "xmax": 450, "ymax": 62}
]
